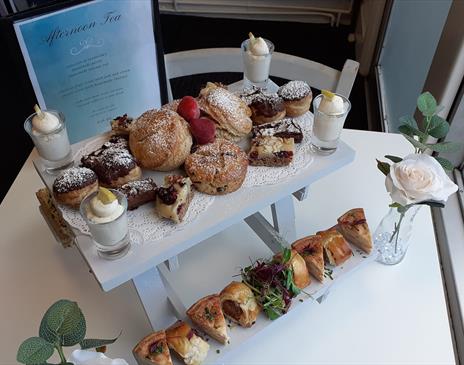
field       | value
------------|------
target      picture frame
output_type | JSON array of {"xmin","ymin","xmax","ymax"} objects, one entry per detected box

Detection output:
[{"xmin": 3, "ymin": 0, "xmax": 168, "ymax": 143}]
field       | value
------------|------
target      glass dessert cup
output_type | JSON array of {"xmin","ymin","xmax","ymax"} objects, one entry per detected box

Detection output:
[
  {"xmin": 241, "ymin": 38, "xmax": 274, "ymax": 90},
  {"xmin": 80, "ymin": 190, "xmax": 131, "ymax": 260},
  {"xmin": 310, "ymin": 93, "xmax": 351, "ymax": 155},
  {"xmin": 24, "ymin": 110, "xmax": 73, "ymax": 174}
]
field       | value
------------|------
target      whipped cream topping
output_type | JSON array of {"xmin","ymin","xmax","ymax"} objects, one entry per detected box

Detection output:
[
  {"xmin": 249, "ymin": 37, "xmax": 269, "ymax": 56},
  {"xmin": 32, "ymin": 111, "xmax": 60, "ymax": 134},
  {"xmin": 319, "ymin": 94, "xmax": 345, "ymax": 115},
  {"xmin": 87, "ymin": 195, "xmax": 124, "ymax": 224}
]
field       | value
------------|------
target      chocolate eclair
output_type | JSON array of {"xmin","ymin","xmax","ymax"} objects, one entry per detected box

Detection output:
[
  {"xmin": 117, "ymin": 178, "xmax": 157, "ymax": 210},
  {"xmin": 252, "ymin": 118, "xmax": 303, "ymax": 143},
  {"xmin": 53, "ymin": 167, "xmax": 98, "ymax": 208},
  {"xmin": 240, "ymin": 88, "xmax": 286, "ymax": 125}
]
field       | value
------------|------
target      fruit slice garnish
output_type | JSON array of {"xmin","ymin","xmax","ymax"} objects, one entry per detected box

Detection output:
[
  {"xmin": 321, "ymin": 90, "xmax": 335, "ymax": 100},
  {"xmin": 97, "ymin": 187, "xmax": 117, "ymax": 204}
]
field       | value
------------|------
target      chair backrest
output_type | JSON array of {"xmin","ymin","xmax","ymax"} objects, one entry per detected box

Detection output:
[{"xmin": 164, "ymin": 48, "xmax": 359, "ymax": 101}]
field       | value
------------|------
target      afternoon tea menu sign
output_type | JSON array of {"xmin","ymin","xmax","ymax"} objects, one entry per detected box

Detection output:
[{"xmin": 14, "ymin": 0, "xmax": 163, "ymax": 143}]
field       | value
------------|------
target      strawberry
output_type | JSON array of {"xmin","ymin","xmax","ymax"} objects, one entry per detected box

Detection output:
[
  {"xmin": 189, "ymin": 117, "xmax": 216, "ymax": 145},
  {"xmin": 177, "ymin": 96, "xmax": 200, "ymax": 122}
]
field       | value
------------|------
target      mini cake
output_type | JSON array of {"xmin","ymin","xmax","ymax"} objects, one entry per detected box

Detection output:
[
  {"xmin": 252, "ymin": 118, "xmax": 303, "ymax": 143},
  {"xmin": 110, "ymin": 114, "xmax": 134, "ymax": 135},
  {"xmin": 278, "ymin": 80, "xmax": 312, "ymax": 117},
  {"xmin": 53, "ymin": 167, "xmax": 98, "ymax": 207},
  {"xmin": 117, "ymin": 178, "xmax": 157, "ymax": 210},
  {"xmin": 184, "ymin": 138, "xmax": 248, "ymax": 195},
  {"xmin": 197, "ymin": 82, "xmax": 252, "ymax": 142},
  {"xmin": 155, "ymin": 176, "xmax": 193, "ymax": 223},
  {"xmin": 248, "ymin": 136, "xmax": 295, "ymax": 166},
  {"xmin": 129, "ymin": 109, "xmax": 192, "ymax": 171},
  {"xmin": 81, "ymin": 137, "xmax": 141, "ymax": 188}
]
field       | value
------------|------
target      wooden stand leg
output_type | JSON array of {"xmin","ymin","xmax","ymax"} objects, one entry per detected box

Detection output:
[
  {"xmin": 271, "ymin": 195, "xmax": 297, "ymax": 243},
  {"xmin": 132, "ymin": 267, "xmax": 179, "ymax": 330}
]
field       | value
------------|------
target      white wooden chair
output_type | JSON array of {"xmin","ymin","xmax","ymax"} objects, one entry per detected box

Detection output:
[{"xmin": 164, "ymin": 48, "xmax": 359, "ymax": 244}]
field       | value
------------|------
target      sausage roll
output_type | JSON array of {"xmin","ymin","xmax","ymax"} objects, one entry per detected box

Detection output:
[
  {"xmin": 317, "ymin": 229, "xmax": 352, "ymax": 266},
  {"xmin": 274, "ymin": 249, "xmax": 311, "ymax": 289},
  {"xmin": 220, "ymin": 281, "xmax": 260, "ymax": 327}
]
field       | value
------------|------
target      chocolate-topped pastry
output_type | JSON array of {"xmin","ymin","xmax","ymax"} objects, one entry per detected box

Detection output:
[
  {"xmin": 117, "ymin": 178, "xmax": 157, "ymax": 210},
  {"xmin": 81, "ymin": 137, "xmax": 141, "ymax": 188},
  {"xmin": 53, "ymin": 167, "xmax": 98, "ymax": 207},
  {"xmin": 240, "ymin": 88, "xmax": 286, "ymax": 125},
  {"xmin": 110, "ymin": 114, "xmax": 134, "ymax": 135},
  {"xmin": 155, "ymin": 175, "xmax": 193, "ymax": 223},
  {"xmin": 252, "ymin": 118, "xmax": 303, "ymax": 143},
  {"xmin": 278, "ymin": 80, "xmax": 313, "ymax": 117}
]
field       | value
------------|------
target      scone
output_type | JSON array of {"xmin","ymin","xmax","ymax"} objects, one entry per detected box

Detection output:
[
  {"xmin": 81, "ymin": 135, "xmax": 142, "ymax": 188},
  {"xmin": 133, "ymin": 330, "xmax": 173, "ymax": 365},
  {"xmin": 155, "ymin": 176, "xmax": 193, "ymax": 223},
  {"xmin": 187, "ymin": 294, "xmax": 229, "ymax": 344},
  {"xmin": 197, "ymin": 82, "xmax": 252, "ymax": 142},
  {"xmin": 129, "ymin": 109, "xmax": 192, "ymax": 171},
  {"xmin": 185, "ymin": 139, "xmax": 248, "ymax": 195},
  {"xmin": 278, "ymin": 80, "xmax": 312, "ymax": 117},
  {"xmin": 274, "ymin": 249, "xmax": 311, "ymax": 289},
  {"xmin": 161, "ymin": 99, "xmax": 181, "ymax": 112},
  {"xmin": 248, "ymin": 136, "xmax": 294, "ymax": 166},
  {"xmin": 292, "ymin": 235, "xmax": 324, "ymax": 282},
  {"xmin": 317, "ymin": 229, "xmax": 352, "ymax": 266},
  {"xmin": 220, "ymin": 281, "xmax": 260, "ymax": 327},
  {"xmin": 165, "ymin": 320, "xmax": 209, "ymax": 365},
  {"xmin": 53, "ymin": 167, "xmax": 98, "ymax": 208},
  {"xmin": 110, "ymin": 114, "xmax": 134, "ymax": 135},
  {"xmin": 117, "ymin": 178, "xmax": 157, "ymax": 210},
  {"xmin": 252, "ymin": 118, "xmax": 303, "ymax": 143},
  {"xmin": 337, "ymin": 208, "xmax": 373, "ymax": 254}
]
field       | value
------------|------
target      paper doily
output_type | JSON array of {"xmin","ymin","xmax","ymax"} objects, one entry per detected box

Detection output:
[{"xmin": 242, "ymin": 112, "xmax": 314, "ymax": 187}]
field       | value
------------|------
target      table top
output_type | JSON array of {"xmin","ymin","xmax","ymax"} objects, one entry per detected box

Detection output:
[{"xmin": 0, "ymin": 129, "xmax": 455, "ymax": 364}]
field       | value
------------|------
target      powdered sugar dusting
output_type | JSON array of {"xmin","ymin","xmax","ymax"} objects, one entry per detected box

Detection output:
[
  {"xmin": 53, "ymin": 167, "xmax": 96, "ymax": 193},
  {"xmin": 278, "ymin": 80, "xmax": 312, "ymax": 101}
]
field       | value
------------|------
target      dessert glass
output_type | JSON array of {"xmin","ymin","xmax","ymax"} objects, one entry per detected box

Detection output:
[
  {"xmin": 24, "ymin": 109, "xmax": 73, "ymax": 174},
  {"xmin": 310, "ymin": 93, "xmax": 351, "ymax": 155},
  {"xmin": 241, "ymin": 38, "xmax": 274, "ymax": 90},
  {"xmin": 80, "ymin": 190, "xmax": 131, "ymax": 260}
]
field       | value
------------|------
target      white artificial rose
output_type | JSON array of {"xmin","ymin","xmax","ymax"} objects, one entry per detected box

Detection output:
[
  {"xmin": 385, "ymin": 153, "xmax": 458, "ymax": 206},
  {"xmin": 68, "ymin": 349, "xmax": 128, "ymax": 365}
]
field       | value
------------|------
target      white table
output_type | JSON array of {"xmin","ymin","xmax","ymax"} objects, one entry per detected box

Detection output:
[{"xmin": 0, "ymin": 129, "xmax": 455, "ymax": 364}]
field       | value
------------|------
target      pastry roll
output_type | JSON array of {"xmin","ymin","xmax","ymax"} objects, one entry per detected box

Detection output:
[
  {"xmin": 274, "ymin": 249, "xmax": 311, "ymax": 289},
  {"xmin": 220, "ymin": 281, "xmax": 260, "ymax": 327},
  {"xmin": 292, "ymin": 235, "xmax": 324, "ymax": 282},
  {"xmin": 165, "ymin": 320, "xmax": 209, "ymax": 365},
  {"xmin": 132, "ymin": 330, "xmax": 173, "ymax": 365},
  {"xmin": 317, "ymin": 229, "xmax": 352, "ymax": 266},
  {"xmin": 186, "ymin": 294, "xmax": 229, "ymax": 344},
  {"xmin": 337, "ymin": 208, "xmax": 373, "ymax": 254}
]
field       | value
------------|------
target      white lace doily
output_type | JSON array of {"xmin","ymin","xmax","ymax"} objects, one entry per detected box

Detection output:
[
  {"xmin": 243, "ymin": 112, "xmax": 314, "ymax": 187},
  {"xmin": 62, "ymin": 135, "xmax": 215, "ymax": 243}
]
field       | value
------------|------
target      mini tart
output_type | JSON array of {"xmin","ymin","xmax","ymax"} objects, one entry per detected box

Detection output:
[
  {"xmin": 220, "ymin": 281, "xmax": 260, "ymax": 327},
  {"xmin": 132, "ymin": 330, "xmax": 173, "ymax": 365},
  {"xmin": 278, "ymin": 80, "xmax": 312, "ymax": 117},
  {"xmin": 252, "ymin": 118, "xmax": 303, "ymax": 143},
  {"xmin": 110, "ymin": 114, "xmax": 134, "ymax": 135},
  {"xmin": 317, "ymin": 229, "xmax": 352, "ymax": 266},
  {"xmin": 80, "ymin": 135, "xmax": 142, "ymax": 188},
  {"xmin": 337, "ymin": 208, "xmax": 373, "ymax": 254},
  {"xmin": 155, "ymin": 176, "xmax": 193, "ymax": 223},
  {"xmin": 165, "ymin": 320, "xmax": 209, "ymax": 365},
  {"xmin": 248, "ymin": 136, "xmax": 294, "ymax": 167},
  {"xmin": 292, "ymin": 235, "xmax": 325, "ymax": 282},
  {"xmin": 187, "ymin": 294, "xmax": 229, "ymax": 344},
  {"xmin": 53, "ymin": 167, "xmax": 98, "ymax": 208},
  {"xmin": 185, "ymin": 138, "xmax": 248, "ymax": 195},
  {"xmin": 117, "ymin": 178, "xmax": 157, "ymax": 210},
  {"xmin": 274, "ymin": 249, "xmax": 311, "ymax": 289}
]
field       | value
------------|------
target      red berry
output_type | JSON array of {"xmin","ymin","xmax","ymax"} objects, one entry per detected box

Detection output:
[
  {"xmin": 177, "ymin": 96, "xmax": 200, "ymax": 122},
  {"xmin": 189, "ymin": 118, "xmax": 216, "ymax": 145}
]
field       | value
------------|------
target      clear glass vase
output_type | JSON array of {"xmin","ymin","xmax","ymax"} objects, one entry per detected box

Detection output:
[{"xmin": 374, "ymin": 205, "xmax": 422, "ymax": 265}]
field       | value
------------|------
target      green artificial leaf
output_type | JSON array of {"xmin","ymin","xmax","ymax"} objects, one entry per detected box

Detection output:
[
  {"xmin": 282, "ymin": 248, "xmax": 291, "ymax": 264},
  {"xmin": 426, "ymin": 141, "xmax": 461, "ymax": 153},
  {"xmin": 434, "ymin": 156, "xmax": 454, "ymax": 171},
  {"xmin": 17, "ymin": 337, "xmax": 54, "ymax": 364},
  {"xmin": 80, "ymin": 333, "xmax": 121, "ymax": 350},
  {"xmin": 398, "ymin": 125, "xmax": 428, "ymax": 140},
  {"xmin": 376, "ymin": 159, "xmax": 390, "ymax": 176},
  {"xmin": 402, "ymin": 133, "xmax": 429, "ymax": 151},
  {"xmin": 416, "ymin": 200, "xmax": 445, "ymax": 208},
  {"xmin": 384, "ymin": 155, "xmax": 403, "ymax": 163},
  {"xmin": 417, "ymin": 92, "xmax": 437, "ymax": 116},
  {"xmin": 40, "ymin": 300, "xmax": 86, "ymax": 347},
  {"xmin": 399, "ymin": 115, "xmax": 418, "ymax": 128},
  {"xmin": 428, "ymin": 115, "xmax": 450, "ymax": 138}
]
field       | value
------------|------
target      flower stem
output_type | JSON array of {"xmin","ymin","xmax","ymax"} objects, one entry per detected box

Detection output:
[{"xmin": 389, "ymin": 211, "xmax": 405, "ymax": 254}]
